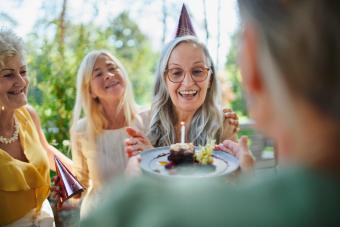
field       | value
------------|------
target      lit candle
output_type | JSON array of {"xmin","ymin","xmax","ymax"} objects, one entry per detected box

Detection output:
[{"xmin": 180, "ymin": 121, "xmax": 185, "ymax": 143}]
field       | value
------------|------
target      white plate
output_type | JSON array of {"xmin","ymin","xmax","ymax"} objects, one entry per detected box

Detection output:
[{"xmin": 140, "ymin": 146, "xmax": 239, "ymax": 179}]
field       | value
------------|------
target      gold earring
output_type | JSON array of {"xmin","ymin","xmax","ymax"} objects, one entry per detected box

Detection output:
[{"xmin": 1, "ymin": 106, "xmax": 4, "ymax": 111}]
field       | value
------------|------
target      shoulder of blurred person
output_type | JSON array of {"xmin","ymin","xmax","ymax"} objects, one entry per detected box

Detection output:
[{"xmin": 81, "ymin": 167, "xmax": 340, "ymax": 227}]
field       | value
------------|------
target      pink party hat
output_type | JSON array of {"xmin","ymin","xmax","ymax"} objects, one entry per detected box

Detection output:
[
  {"xmin": 175, "ymin": 4, "xmax": 197, "ymax": 37},
  {"xmin": 54, "ymin": 156, "xmax": 85, "ymax": 205}
]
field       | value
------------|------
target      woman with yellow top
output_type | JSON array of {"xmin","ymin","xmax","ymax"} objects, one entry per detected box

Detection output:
[{"xmin": 0, "ymin": 29, "xmax": 72, "ymax": 226}]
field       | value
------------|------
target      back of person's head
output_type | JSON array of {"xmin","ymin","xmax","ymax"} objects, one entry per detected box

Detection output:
[
  {"xmin": 238, "ymin": 0, "xmax": 340, "ymax": 123},
  {"xmin": 71, "ymin": 50, "xmax": 137, "ymax": 138},
  {"xmin": 0, "ymin": 29, "xmax": 25, "ymax": 68},
  {"xmin": 148, "ymin": 35, "xmax": 223, "ymax": 146}
]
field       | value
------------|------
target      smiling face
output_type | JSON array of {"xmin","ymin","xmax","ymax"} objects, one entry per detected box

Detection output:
[
  {"xmin": 0, "ymin": 55, "xmax": 29, "ymax": 111},
  {"xmin": 166, "ymin": 42, "xmax": 211, "ymax": 116},
  {"xmin": 90, "ymin": 54, "xmax": 125, "ymax": 103}
]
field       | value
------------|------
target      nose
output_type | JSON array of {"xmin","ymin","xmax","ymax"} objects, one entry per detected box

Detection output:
[
  {"xmin": 104, "ymin": 71, "xmax": 115, "ymax": 80},
  {"xmin": 181, "ymin": 71, "xmax": 195, "ymax": 86},
  {"xmin": 15, "ymin": 72, "xmax": 27, "ymax": 86}
]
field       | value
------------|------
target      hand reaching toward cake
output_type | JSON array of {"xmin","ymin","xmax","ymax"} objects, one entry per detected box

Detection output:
[
  {"xmin": 125, "ymin": 127, "xmax": 154, "ymax": 158},
  {"xmin": 215, "ymin": 136, "xmax": 255, "ymax": 172}
]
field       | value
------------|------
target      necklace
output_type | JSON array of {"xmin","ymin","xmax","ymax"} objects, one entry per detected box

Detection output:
[{"xmin": 0, "ymin": 119, "xmax": 19, "ymax": 144}]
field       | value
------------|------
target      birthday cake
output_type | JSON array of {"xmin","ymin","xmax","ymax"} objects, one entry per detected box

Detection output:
[
  {"xmin": 167, "ymin": 143, "xmax": 195, "ymax": 165},
  {"xmin": 165, "ymin": 141, "xmax": 214, "ymax": 169}
]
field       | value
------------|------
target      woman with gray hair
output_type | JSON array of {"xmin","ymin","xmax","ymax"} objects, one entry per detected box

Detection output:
[
  {"xmin": 125, "ymin": 35, "xmax": 239, "ymax": 155},
  {"xmin": 0, "ymin": 29, "xmax": 72, "ymax": 226},
  {"xmin": 83, "ymin": 0, "xmax": 340, "ymax": 226}
]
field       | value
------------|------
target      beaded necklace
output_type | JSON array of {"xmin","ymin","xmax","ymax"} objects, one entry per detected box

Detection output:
[{"xmin": 0, "ymin": 119, "xmax": 19, "ymax": 144}]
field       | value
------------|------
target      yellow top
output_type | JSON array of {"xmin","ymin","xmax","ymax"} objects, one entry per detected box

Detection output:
[{"xmin": 0, "ymin": 106, "xmax": 50, "ymax": 225}]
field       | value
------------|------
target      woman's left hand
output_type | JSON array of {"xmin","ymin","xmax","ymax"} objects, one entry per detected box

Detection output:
[
  {"xmin": 215, "ymin": 136, "xmax": 255, "ymax": 172},
  {"xmin": 223, "ymin": 108, "xmax": 240, "ymax": 133}
]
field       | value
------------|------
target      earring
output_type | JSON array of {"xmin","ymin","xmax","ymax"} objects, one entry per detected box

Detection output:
[{"xmin": 1, "ymin": 106, "xmax": 4, "ymax": 111}]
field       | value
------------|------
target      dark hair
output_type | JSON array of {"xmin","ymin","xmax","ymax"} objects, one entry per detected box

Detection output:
[{"xmin": 238, "ymin": 0, "xmax": 340, "ymax": 121}]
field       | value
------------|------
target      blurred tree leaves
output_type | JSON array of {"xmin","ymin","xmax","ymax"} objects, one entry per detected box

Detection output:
[{"xmin": 225, "ymin": 32, "xmax": 248, "ymax": 117}]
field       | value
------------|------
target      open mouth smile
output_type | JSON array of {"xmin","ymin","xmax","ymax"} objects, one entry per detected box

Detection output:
[
  {"xmin": 105, "ymin": 81, "xmax": 119, "ymax": 89},
  {"xmin": 178, "ymin": 89, "xmax": 198, "ymax": 97},
  {"xmin": 8, "ymin": 88, "xmax": 25, "ymax": 95}
]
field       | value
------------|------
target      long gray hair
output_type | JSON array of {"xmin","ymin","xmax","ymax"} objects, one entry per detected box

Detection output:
[{"xmin": 147, "ymin": 36, "xmax": 223, "ymax": 146}]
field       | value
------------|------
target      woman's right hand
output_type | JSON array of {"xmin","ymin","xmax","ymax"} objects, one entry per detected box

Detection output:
[
  {"xmin": 50, "ymin": 176, "xmax": 63, "ymax": 210},
  {"xmin": 50, "ymin": 176, "xmax": 81, "ymax": 211},
  {"xmin": 124, "ymin": 127, "xmax": 153, "ymax": 158}
]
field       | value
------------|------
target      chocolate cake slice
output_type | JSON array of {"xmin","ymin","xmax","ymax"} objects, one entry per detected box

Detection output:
[{"xmin": 167, "ymin": 143, "xmax": 195, "ymax": 165}]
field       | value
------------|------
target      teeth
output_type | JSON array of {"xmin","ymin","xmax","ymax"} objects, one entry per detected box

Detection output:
[
  {"xmin": 179, "ymin": 90, "xmax": 197, "ymax": 95},
  {"xmin": 9, "ymin": 89, "xmax": 23, "ymax": 95},
  {"xmin": 106, "ymin": 81, "xmax": 119, "ymax": 88}
]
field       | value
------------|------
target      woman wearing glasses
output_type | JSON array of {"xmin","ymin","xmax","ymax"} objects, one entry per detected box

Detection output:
[{"xmin": 125, "ymin": 36, "xmax": 246, "ymax": 161}]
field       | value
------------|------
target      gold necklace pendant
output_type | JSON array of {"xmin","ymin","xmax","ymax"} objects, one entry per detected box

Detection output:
[{"xmin": 0, "ymin": 119, "xmax": 19, "ymax": 144}]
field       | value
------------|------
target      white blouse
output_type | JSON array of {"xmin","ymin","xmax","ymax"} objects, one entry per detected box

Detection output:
[{"xmin": 72, "ymin": 113, "xmax": 149, "ymax": 218}]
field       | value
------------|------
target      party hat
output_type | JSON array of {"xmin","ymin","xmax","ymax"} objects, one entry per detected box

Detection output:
[
  {"xmin": 175, "ymin": 4, "xmax": 197, "ymax": 37},
  {"xmin": 54, "ymin": 156, "xmax": 85, "ymax": 204}
]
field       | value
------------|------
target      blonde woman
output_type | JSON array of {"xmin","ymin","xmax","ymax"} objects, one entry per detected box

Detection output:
[{"xmin": 70, "ymin": 50, "xmax": 147, "ymax": 217}]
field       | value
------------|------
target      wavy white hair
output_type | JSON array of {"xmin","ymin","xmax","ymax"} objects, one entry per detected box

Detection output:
[{"xmin": 147, "ymin": 36, "xmax": 223, "ymax": 146}]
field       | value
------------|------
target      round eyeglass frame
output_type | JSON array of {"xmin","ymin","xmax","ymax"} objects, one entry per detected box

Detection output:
[{"xmin": 165, "ymin": 67, "xmax": 210, "ymax": 83}]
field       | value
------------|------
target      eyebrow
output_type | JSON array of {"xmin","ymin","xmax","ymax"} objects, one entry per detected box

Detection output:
[
  {"xmin": 168, "ymin": 61, "xmax": 205, "ymax": 67},
  {"xmin": 1, "ymin": 65, "xmax": 26, "ymax": 71},
  {"xmin": 0, "ymin": 68, "xmax": 14, "ymax": 72}
]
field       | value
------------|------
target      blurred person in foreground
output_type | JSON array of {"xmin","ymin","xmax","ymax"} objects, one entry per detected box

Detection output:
[
  {"xmin": 0, "ymin": 29, "xmax": 72, "ymax": 226},
  {"xmin": 82, "ymin": 0, "xmax": 340, "ymax": 226}
]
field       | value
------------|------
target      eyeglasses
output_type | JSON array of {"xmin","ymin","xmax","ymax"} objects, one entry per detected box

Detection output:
[{"xmin": 166, "ymin": 67, "xmax": 210, "ymax": 83}]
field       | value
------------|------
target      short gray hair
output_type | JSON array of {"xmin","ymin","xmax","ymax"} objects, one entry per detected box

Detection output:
[{"xmin": 0, "ymin": 29, "xmax": 25, "ymax": 68}]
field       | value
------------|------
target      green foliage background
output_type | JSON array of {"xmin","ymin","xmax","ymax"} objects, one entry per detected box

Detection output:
[{"xmin": 26, "ymin": 12, "xmax": 157, "ymax": 155}]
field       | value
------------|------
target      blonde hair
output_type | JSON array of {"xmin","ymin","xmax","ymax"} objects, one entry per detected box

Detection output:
[
  {"xmin": 70, "ymin": 50, "xmax": 138, "ymax": 144},
  {"xmin": 147, "ymin": 36, "xmax": 223, "ymax": 146}
]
